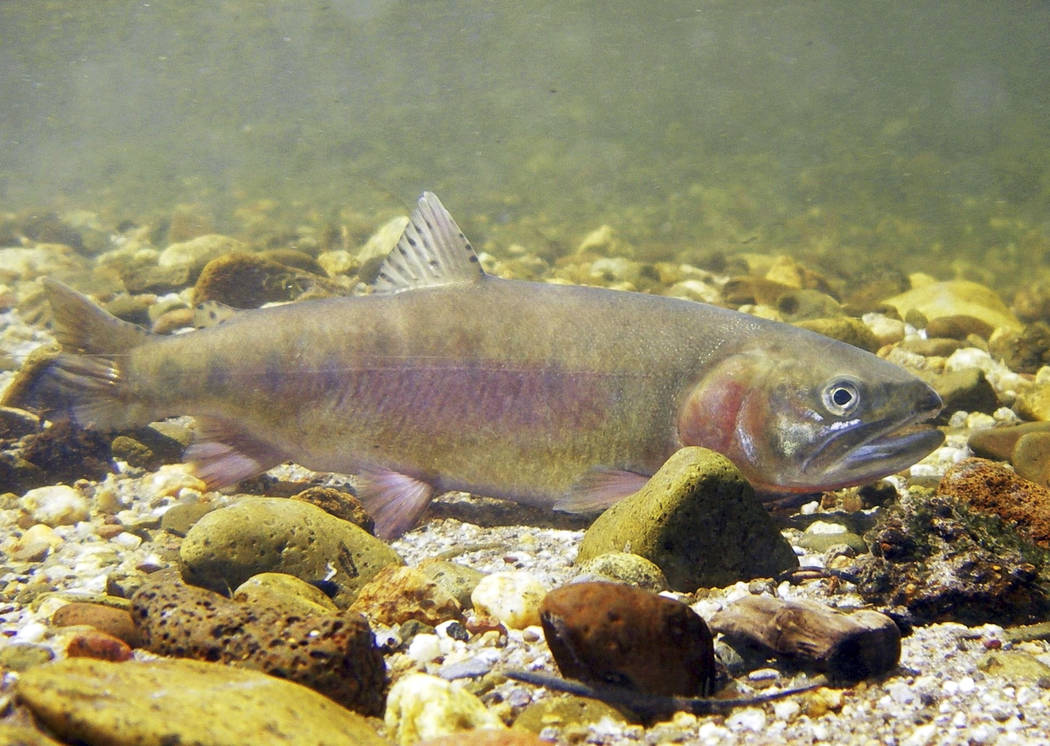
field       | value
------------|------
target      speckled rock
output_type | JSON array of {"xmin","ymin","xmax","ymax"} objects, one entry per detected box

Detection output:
[
  {"xmin": 937, "ymin": 457, "xmax": 1050, "ymax": 547},
  {"xmin": 179, "ymin": 496, "xmax": 402, "ymax": 607},
  {"xmin": 15, "ymin": 658, "xmax": 390, "ymax": 745},
  {"xmin": 573, "ymin": 552, "xmax": 668, "ymax": 591},
  {"xmin": 350, "ymin": 564, "xmax": 463, "ymax": 626},
  {"xmin": 233, "ymin": 572, "xmax": 340, "ymax": 616},
  {"xmin": 989, "ymin": 321, "xmax": 1050, "ymax": 374},
  {"xmin": 853, "ymin": 491, "xmax": 1050, "ymax": 625},
  {"xmin": 131, "ymin": 574, "xmax": 386, "ymax": 714},
  {"xmin": 577, "ymin": 448, "xmax": 798, "ymax": 590},
  {"xmin": 417, "ymin": 559, "xmax": 486, "ymax": 609},
  {"xmin": 882, "ymin": 280, "xmax": 1022, "ymax": 333},
  {"xmin": 470, "ymin": 571, "xmax": 548, "ymax": 629},
  {"xmin": 539, "ymin": 581, "xmax": 715, "ymax": 697},
  {"xmin": 51, "ymin": 602, "xmax": 142, "ymax": 647},
  {"xmin": 513, "ymin": 695, "xmax": 627, "ymax": 734},
  {"xmin": 385, "ymin": 672, "xmax": 506, "ymax": 746},
  {"xmin": 292, "ymin": 485, "xmax": 375, "ymax": 532},
  {"xmin": 0, "ymin": 643, "xmax": 54, "ymax": 671}
]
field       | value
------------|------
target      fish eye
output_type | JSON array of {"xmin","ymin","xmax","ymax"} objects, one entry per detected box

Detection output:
[{"xmin": 822, "ymin": 377, "xmax": 861, "ymax": 416}]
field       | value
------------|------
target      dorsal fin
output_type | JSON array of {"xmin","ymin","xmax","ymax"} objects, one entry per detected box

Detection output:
[{"xmin": 373, "ymin": 191, "xmax": 486, "ymax": 294}]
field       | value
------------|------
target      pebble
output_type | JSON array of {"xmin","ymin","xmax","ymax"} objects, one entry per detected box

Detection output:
[
  {"xmin": 157, "ymin": 233, "xmax": 246, "ymax": 275},
  {"xmin": 573, "ymin": 551, "xmax": 668, "ymax": 591},
  {"xmin": 882, "ymin": 280, "xmax": 1022, "ymax": 333},
  {"xmin": 0, "ymin": 642, "xmax": 54, "ymax": 671},
  {"xmin": 51, "ymin": 601, "xmax": 142, "ymax": 647},
  {"xmin": 539, "ymin": 581, "xmax": 715, "ymax": 697},
  {"xmin": 725, "ymin": 708, "xmax": 767, "ymax": 732},
  {"xmin": 64, "ymin": 629, "xmax": 133, "ymax": 661},
  {"xmin": 384, "ymin": 672, "xmax": 506, "ymax": 746},
  {"xmin": 350, "ymin": 564, "xmax": 464, "ymax": 626},
  {"xmin": 15, "ymin": 658, "xmax": 388, "ymax": 745},
  {"xmin": 20, "ymin": 484, "xmax": 89, "ymax": 526},
  {"xmin": 797, "ymin": 520, "xmax": 868, "ymax": 554},
  {"xmin": 577, "ymin": 447, "xmax": 798, "ymax": 590},
  {"xmin": 232, "ymin": 571, "xmax": 340, "ymax": 616},
  {"xmin": 7, "ymin": 523, "xmax": 63, "ymax": 561},
  {"xmin": 179, "ymin": 496, "xmax": 402, "ymax": 607},
  {"xmin": 470, "ymin": 571, "xmax": 548, "ymax": 629},
  {"xmin": 131, "ymin": 574, "xmax": 387, "ymax": 714}
]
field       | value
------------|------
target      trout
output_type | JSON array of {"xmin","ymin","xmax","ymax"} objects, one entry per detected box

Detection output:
[{"xmin": 7, "ymin": 193, "xmax": 943, "ymax": 538}]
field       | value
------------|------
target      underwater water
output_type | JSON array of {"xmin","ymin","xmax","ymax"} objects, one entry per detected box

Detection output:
[{"xmin": 1, "ymin": 0, "xmax": 1048, "ymax": 293}]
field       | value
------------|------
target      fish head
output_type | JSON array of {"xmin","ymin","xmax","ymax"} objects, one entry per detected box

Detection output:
[{"xmin": 677, "ymin": 336, "xmax": 944, "ymax": 493}]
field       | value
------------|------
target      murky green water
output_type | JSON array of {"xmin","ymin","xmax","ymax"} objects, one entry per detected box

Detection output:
[{"xmin": 2, "ymin": 0, "xmax": 1048, "ymax": 292}]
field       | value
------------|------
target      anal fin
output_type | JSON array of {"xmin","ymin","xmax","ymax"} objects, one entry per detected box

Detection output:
[
  {"xmin": 554, "ymin": 468, "xmax": 650, "ymax": 513},
  {"xmin": 186, "ymin": 416, "xmax": 287, "ymax": 489},
  {"xmin": 356, "ymin": 467, "xmax": 436, "ymax": 540}
]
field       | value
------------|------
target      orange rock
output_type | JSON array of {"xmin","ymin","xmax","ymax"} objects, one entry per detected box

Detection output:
[
  {"xmin": 938, "ymin": 458, "xmax": 1050, "ymax": 547},
  {"xmin": 349, "ymin": 565, "xmax": 463, "ymax": 626},
  {"xmin": 65, "ymin": 630, "xmax": 133, "ymax": 662},
  {"xmin": 52, "ymin": 602, "xmax": 142, "ymax": 648}
]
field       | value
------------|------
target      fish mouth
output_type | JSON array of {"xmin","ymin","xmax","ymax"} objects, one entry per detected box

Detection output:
[{"xmin": 802, "ymin": 402, "xmax": 944, "ymax": 488}]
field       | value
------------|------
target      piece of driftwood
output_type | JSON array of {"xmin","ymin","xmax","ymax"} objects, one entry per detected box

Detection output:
[{"xmin": 708, "ymin": 595, "xmax": 900, "ymax": 681}]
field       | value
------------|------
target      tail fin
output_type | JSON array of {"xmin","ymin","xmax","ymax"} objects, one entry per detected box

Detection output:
[{"xmin": 3, "ymin": 280, "xmax": 153, "ymax": 430}]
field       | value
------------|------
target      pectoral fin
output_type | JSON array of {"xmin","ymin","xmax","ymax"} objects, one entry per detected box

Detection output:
[
  {"xmin": 356, "ymin": 467, "xmax": 436, "ymax": 540},
  {"xmin": 554, "ymin": 468, "xmax": 650, "ymax": 513},
  {"xmin": 186, "ymin": 416, "xmax": 287, "ymax": 488}
]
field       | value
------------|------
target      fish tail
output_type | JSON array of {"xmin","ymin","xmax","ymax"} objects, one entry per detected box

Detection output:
[{"xmin": 3, "ymin": 280, "xmax": 153, "ymax": 430}]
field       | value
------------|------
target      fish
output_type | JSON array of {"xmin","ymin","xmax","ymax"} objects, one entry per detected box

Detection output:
[{"xmin": 5, "ymin": 192, "xmax": 944, "ymax": 538}]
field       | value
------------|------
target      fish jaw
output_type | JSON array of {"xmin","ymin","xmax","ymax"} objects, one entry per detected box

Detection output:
[{"xmin": 678, "ymin": 338, "xmax": 944, "ymax": 494}]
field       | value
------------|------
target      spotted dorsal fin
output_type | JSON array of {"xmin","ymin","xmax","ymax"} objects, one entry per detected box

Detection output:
[{"xmin": 373, "ymin": 191, "xmax": 486, "ymax": 294}]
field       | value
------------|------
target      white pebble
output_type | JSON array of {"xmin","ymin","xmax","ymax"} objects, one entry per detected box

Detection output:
[
  {"xmin": 110, "ymin": 531, "xmax": 143, "ymax": 548},
  {"xmin": 726, "ymin": 707, "xmax": 766, "ymax": 732},
  {"xmin": 902, "ymin": 722, "xmax": 939, "ymax": 746},
  {"xmin": 15, "ymin": 620, "xmax": 48, "ymax": 643},
  {"xmin": 21, "ymin": 485, "xmax": 89, "ymax": 526},
  {"xmin": 384, "ymin": 673, "xmax": 505, "ymax": 744},
  {"xmin": 958, "ymin": 675, "xmax": 976, "ymax": 694},
  {"xmin": 406, "ymin": 633, "xmax": 443, "ymax": 664},
  {"xmin": 6, "ymin": 523, "xmax": 63, "ymax": 561},
  {"xmin": 888, "ymin": 680, "xmax": 916, "ymax": 705},
  {"xmin": 470, "ymin": 571, "xmax": 548, "ymax": 629},
  {"xmin": 773, "ymin": 700, "xmax": 801, "ymax": 721},
  {"xmin": 144, "ymin": 464, "xmax": 206, "ymax": 498}
]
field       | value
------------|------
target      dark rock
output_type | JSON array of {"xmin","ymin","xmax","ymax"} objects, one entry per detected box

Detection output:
[
  {"xmin": 291, "ymin": 485, "xmax": 374, "ymax": 532},
  {"xmin": 22, "ymin": 212, "xmax": 82, "ymax": 250},
  {"xmin": 916, "ymin": 367, "xmax": 999, "ymax": 421},
  {"xmin": 938, "ymin": 457, "xmax": 1050, "ymax": 547},
  {"xmin": 577, "ymin": 448, "xmax": 798, "ymax": 590},
  {"xmin": 989, "ymin": 322, "xmax": 1050, "ymax": 374},
  {"xmin": 259, "ymin": 248, "xmax": 327, "ymax": 274},
  {"xmin": 0, "ymin": 406, "xmax": 40, "ymax": 440},
  {"xmin": 51, "ymin": 601, "xmax": 142, "ymax": 647},
  {"xmin": 926, "ymin": 314, "xmax": 995, "ymax": 340},
  {"xmin": 64, "ymin": 630, "xmax": 134, "ymax": 662},
  {"xmin": 539, "ymin": 581, "xmax": 716, "ymax": 697},
  {"xmin": 110, "ymin": 426, "xmax": 185, "ymax": 470},
  {"xmin": 178, "ymin": 497, "xmax": 402, "ymax": 607},
  {"xmin": 193, "ymin": 252, "xmax": 337, "ymax": 308},
  {"xmin": 19, "ymin": 421, "xmax": 113, "ymax": 486},
  {"xmin": 969, "ymin": 422, "xmax": 1050, "ymax": 462},
  {"xmin": 852, "ymin": 491, "xmax": 1050, "ymax": 625},
  {"xmin": 131, "ymin": 574, "xmax": 387, "ymax": 715},
  {"xmin": 120, "ymin": 263, "xmax": 193, "ymax": 294},
  {"xmin": 349, "ymin": 564, "xmax": 463, "ymax": 626}
]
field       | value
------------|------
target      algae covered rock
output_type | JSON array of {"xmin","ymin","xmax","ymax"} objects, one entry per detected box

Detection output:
[
  {"xmin": 577, "ymin": 448, "xmax": 798, "ymax": 590},
  {"xmin": 15, "ymin": 658, "xmax": 389, "ymax": 745},
  {"xmin": 179, "ymin": 496, "xmax": 402, "ymax": 607},
  {"xmin": 232, "ymin": 572, "xmax": 340, "ymax": 615}
]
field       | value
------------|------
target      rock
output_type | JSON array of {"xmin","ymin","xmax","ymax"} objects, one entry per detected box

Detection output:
[
  {"xmin": 16, "ymin": 421, "xmax": 113, "ymax": 487},
  {"xmin": 577, "ymin": 448, "xmax": 798, "ymax": 590},
  {"xmin": 7, "ymin": 523, "xmax": 62, "ymax": 561},
  {"xmin": 968, "ymin": 421, "xmax": 1050, "ymax": 462},
  {"xmin": 417, "ymin": 559, "xmax": 486, "ymax": 609},
  {"xmin": 1011, "ymin": 432, "xmax": 1050, "ymax": 486},
  {"xmin": 470, "ymin": 571, "xmax": 548, "ymax": 629},
  {"xmin": 259, "ymin": 248, "xmax": 327, "ymax": 275},
  {"xmin": 852, "ymin": 491, "xmax": 1050, "ymax": 625},
  {"xmin": 64, "ymin": 629, "xmax": 134, "ymax": 661},
  {"xmin": 775, "ymin": 289, "xmax": 842, "ymax": 322},
  {"xmin": 158, "ymin": 233, "xmax": 247, "ymax": 277},
  {"xmin": 708, "ymin": 595, "xmax": 900, "ymax": 681},
  {"xmin": 159, "ymin": 500, "xmax": 215, "ymax": 536},
  {"xmin": 0, "ymin": 722, "xmax": 64, "ymax": 746},
  {"xmin": 978, "ymin": 650, "xmax": 1050, "ymax": 681},
  {"xmin": 989, "ymin": 321, "xmax": 1050, "ymax": 374},
  {"xmin": 317, "ymin": 249, "xmax": 358, "ymax": 277},
  {"xmin": 577, "ymin": 224, "xmax": 633, "ymax": 256},
  {"xmin": 797, "ymin": 520, "xmax": 868, "ymax": 554},
  {"xmin": 385, "ymin": 672, "xmax": 506, "ymax": 746},
  {"xmin": 15, "ymin": 658, "xmax": 389, "ymax": 745},
  {"xmin": 179, "ymin": 496, "xmax": 402, "ymax": 607},
  {"xmin": 794, "ymin": 317, "xmax": 880, "ymax": 352},
  {"xmin": 915, "ymin": 367, "xmax": 999, "ymax": 421},
  {"xmin": 131, "ymin": 574, "xmax": 386, "ymax": 714},
  {"xmin": 350, "ymin": 564, "xmax": 463, "ymax": 626},
  {"xmin": 418, "ymin": 731, "xmax": 548, "ymax": 746},
  {"xmin": 119, "ymin": 263, "xmax": 193, "ymax": 294},
  {"xmin": 898, "ymin": 337, "xmax": 970, "ymax": 357},
  {"xmin": 573, "ymin": 552, "xmax": 669, "ymax": 591},
  {"xmin": 0, "ymin": 405, "xmax": 40, "ymax": 439},
  {"xmin": 882, "ymin": 280, "xmax": 1022, "ymax": 334},
  {"xmin": 0, "ymin": 643, "xmax": 54, "ymax": 671},
  {"xmin": 22, "ymin": 212, "xmax": 83, "ymax": 250},
  {"xmin": 540, "ymin": 582, "xmax": 715, "ymax": 697},
  {"xmin": 21, "ymin": 484, "xmax": 89, "ymax": 526},
  {"xmin": 193, "ymin": 252, "xmax": 332, "ymax": 308},
  {"xmin": 937, "ymin": 458, "xmax": 1050, "ymax": 547},
  {"xmin": 51, "ymin": 602, "xmax": 142, "ymax": 647},
  {"xmin": 233, "ymin": 572, "xmax": 340, "ymax": 616},
  {"xmin": 1015, "ymin": 383, "xmax": 1050, "ymax": 422},
  {"xmin": 925, "ymin": 314, "xmax": 996, "ymax": 340},
  {"xmin": 109, "ymin": 425, "xmax": 186, "ymax": 470},
  {"xmin": 357, "ymin": 215, "xmax": 409, "ymax": 284},
  {"xmin": 292, "ymin": 485, "xmax": 374, "ymax": 532},
  {"xmin": 513, "ymin": 695, "xmax": 626, "ymax": 734}
]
